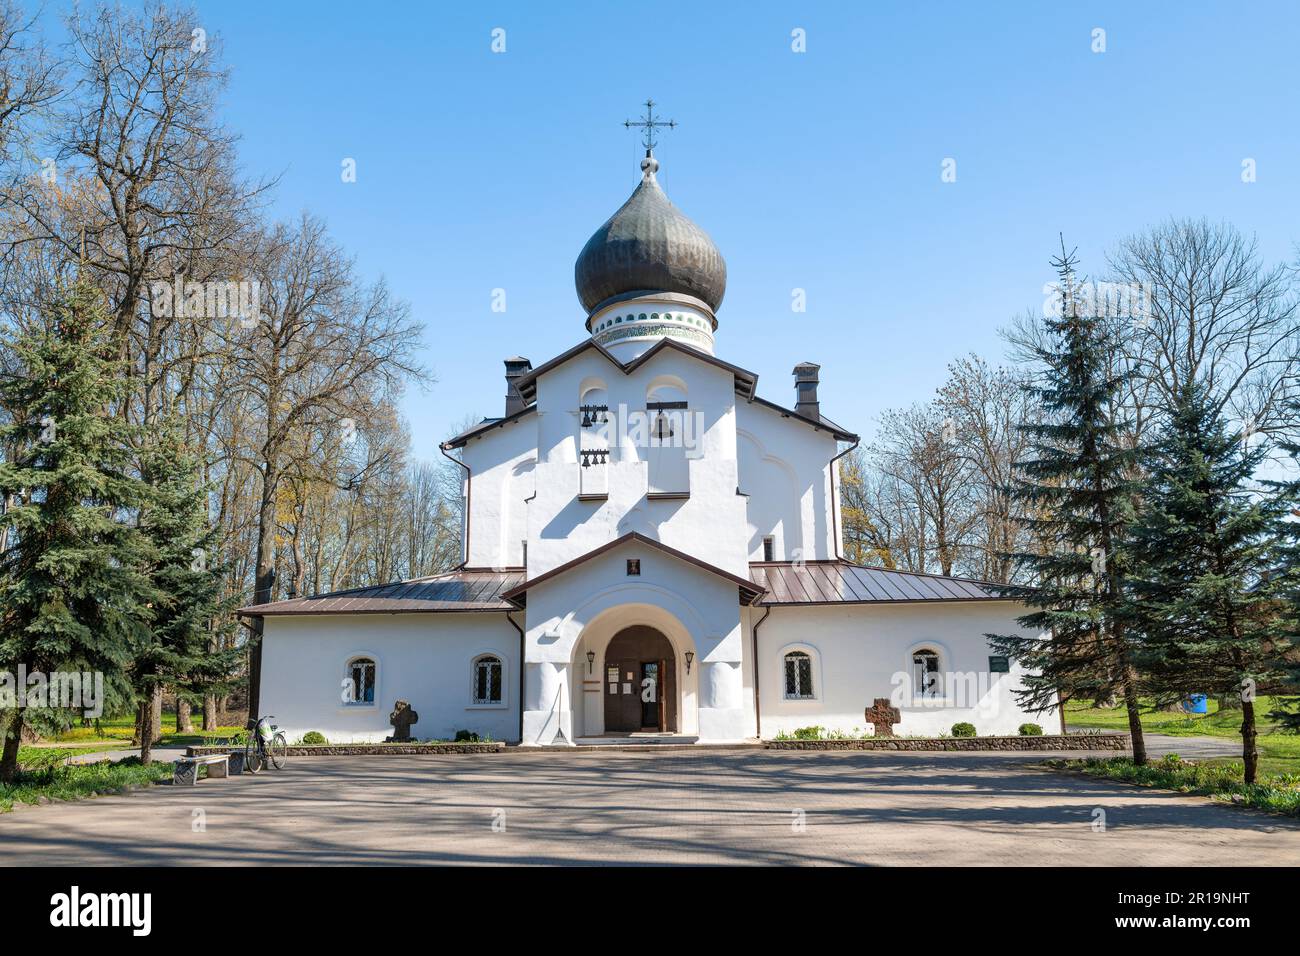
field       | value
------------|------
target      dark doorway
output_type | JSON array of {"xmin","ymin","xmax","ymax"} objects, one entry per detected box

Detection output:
[{"xmin": 603, "ymin": 626, "xmax": 677, "ymax": 733}]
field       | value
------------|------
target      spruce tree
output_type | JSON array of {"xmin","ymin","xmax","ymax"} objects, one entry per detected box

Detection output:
[
  {"xmin": 0, "ymin": 280, "xmax": 154, "ymax": 782},
  {"xmin": 132, "ymin": 421, "xmax": 239, "ymax": 763},
  {"xmin": 1127, "ymin": 388, "xmax": 1291, "ymax": 782},
  {"xmin": 989, "ymin": 241, "xmax": 1148, "ymax": 763},
  {"xmin": 1263, "ymin": 401, "xmax": 1300, "ymax": 735}
]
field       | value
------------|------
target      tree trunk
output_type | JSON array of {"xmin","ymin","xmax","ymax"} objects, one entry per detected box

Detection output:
[
  {"xmin": 247, "ymin": 477, "xmax": 278, "ymax": 718},
  {"xmin": 1240, "ymin": 698, "xmax": 1258, "ymax": 784},
  {"xmin": 0, "ymin": 708, "xmax": 25, "ymax": 784},
  {"xmin": 176, "ymin": 696, "xmax": 193, "ymax": 734},
  {"xmin": 138, "ymin": 699, "xmax": 153, "ymax": 765},
  {"xmin": 1121, "ymin": 669, "xmax": 1147, "ymax": 766},
  {"xmin": 150, "ymin": 687, "xmax": 163, "ymax": 744},
  {"xmin": 202, "ymin": 694, "xmax": 217, "ymax": 731}
]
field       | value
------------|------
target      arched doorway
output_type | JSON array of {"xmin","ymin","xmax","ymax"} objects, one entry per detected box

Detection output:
[{"xmin": 603, "ymin": 626, "xmax": 677, "ymax": 733}]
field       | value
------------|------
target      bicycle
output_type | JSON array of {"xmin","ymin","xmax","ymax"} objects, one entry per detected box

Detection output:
[{"xmin": 245, "ymin": 715, "xmax": 288, "ymax": 773}]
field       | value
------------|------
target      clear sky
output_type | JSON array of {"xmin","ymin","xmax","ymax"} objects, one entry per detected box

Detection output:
[{"xmin": 58, "ymin": 1, "xmax": 1300, "ymax": 457}]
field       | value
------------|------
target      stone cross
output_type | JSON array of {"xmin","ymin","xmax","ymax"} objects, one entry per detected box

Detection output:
[
  {"xmin": 865, "ymin": 698, "xmax": 901, "ymax": 737},
  {"xmin": 388, "ymin": 700, "xmax": 419, "ymax": 742}
]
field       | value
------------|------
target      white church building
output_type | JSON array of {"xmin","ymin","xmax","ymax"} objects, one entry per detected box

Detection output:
[{"xmin": 240, "ymin": 142, "xmax": 1055, "ymax": 745}]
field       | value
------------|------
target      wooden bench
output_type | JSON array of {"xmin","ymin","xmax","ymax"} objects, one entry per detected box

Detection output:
[{"xmin": 173, "ymin": 753, "xmax": 232, "ymax": 786}]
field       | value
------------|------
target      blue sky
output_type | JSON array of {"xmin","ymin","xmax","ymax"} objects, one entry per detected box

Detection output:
[{"xmin": 59, "ymin": 1, "xmax": 1300, "ymax": 456}]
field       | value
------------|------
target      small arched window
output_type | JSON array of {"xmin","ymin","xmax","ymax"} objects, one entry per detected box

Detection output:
[
  {"xmin": 473, "ymin": 655, "xmax": 503, "ymax": 705},
  {"xmin": 912, "ymin": 648, "xmax": 942, "ymax": 698},
  {"xmin": 346, "ymin": 657, "xmax": 376, "ymax": 705},
  {"xmin": 783, "ymin": 651, "xmax": 814, "ymax": 700}
]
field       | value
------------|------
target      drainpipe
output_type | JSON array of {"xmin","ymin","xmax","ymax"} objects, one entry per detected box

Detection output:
[
  {"xmin": 751, "ymin": 606, "xmax": 771, "ymax": 740},
  {"xmin": 507, "ymin": 611, "xmax": 525, "ymax": 745},
  {"xmin": 439, "ymin": 442, "xmax": 472, "ymax": 567},
  {"xmin": 828, "ymin": 435, "xmax": 860, "ymax": 562}
]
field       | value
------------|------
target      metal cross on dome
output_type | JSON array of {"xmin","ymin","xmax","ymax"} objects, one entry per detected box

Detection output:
[{"xmin": 624, "ymin": 98, "xmax": 676, "ymax": 150}]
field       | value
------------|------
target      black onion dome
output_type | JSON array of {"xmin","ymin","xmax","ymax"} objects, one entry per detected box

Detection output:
[{"xmin": 575, "ymin": 155, "xmax": 727, "ymax": 315}]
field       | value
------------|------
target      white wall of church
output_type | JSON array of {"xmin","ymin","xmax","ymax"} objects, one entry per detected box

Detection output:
[
  {"xmin": 734, "ymin": 401, "xmax": 841, "ymax": 563},
  {"xmin": 459, "ymin": 415, "xmax": 537, "ymax": 569},
  {"xmin": 259, "ymin": 612, "xmax": 522, "ymax": 743},
  {"xmin": 520, "ymin": 539, "xmax": 749, "ymax": 745},
  {"xmin": 455, "ymin": 349, "xmax": 848, "ymax": 578},
  {"xmin": 504, "ymin": 348, "xmax": 753, "ymax": 579},
  {"xmin": 754, "ymin": 602, "xmax": 1059, "ymax": 738}
]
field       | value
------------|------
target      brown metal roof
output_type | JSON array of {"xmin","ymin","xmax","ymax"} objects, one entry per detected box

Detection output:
[
  {"xmin": 501, "ymin": 532, "xmax": 765, "ymax": 607},
  {"xmin": 236, "ymin": 568, "xmax": 525, "ymax": 617},
  {"xmin": 749, "ymin": 561, "xmax": 1022, "ymax": 605}
]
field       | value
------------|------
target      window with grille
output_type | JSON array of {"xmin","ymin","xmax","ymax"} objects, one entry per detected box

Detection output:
[
  {"xmin": 347, "ymin": 657, "xmax": 376, "ymax": 704},
  {"xmin": 912, "ymin": 649, "xmax": 942, "ymax": 698},
  {"xmin": 473, "ymin": 655, "xmax": 503, "ymax": 705},
  {"xmin": 783, "ymin": 651, "xmax": 814, "ymax": 699}
]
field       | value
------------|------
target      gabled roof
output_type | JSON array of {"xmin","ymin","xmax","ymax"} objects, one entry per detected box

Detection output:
[
  {"xmin": 441, "ymin": 405, "xmax": 537, "ymax": 449},
  {"xmin": 501, "ymin": 532, "xmax": 765, "ymax": 608},
  {"xmin": 749, "ymin": 561, "xmax": 1025, "ymax": 605},
  {"xmin": 442, "ymin": 338, "xmax": 858, "ymax": 448},
  {"xmin": 747, "ymin": 395, "xmax": 857, "ymax": 443},
  {"xmin": 512, "ymin": 338, "xmax": 758, "ymax": 405},
  {"xmin": 236, "ymin": 567, "xmax": 525, "ymax": 618}
]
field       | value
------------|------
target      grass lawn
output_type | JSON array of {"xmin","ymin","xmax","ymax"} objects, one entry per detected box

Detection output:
[
  {"xmin": 1065, "ymin": 696, "xmax": 1300, "ymax": 778},
  {"xmin": 3, "ymin": 748, "xmax": 174, "ymax": 813},
  {"xmin": 1048, "ymin": 755, "xmax": 1300, "ymax": 817},
  {"xmin": 51, "ymin": 710, "xmax": 246, "ymax": 750}
]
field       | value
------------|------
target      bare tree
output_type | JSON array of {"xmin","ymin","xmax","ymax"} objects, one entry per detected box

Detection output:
[
  {"xmin": 1109, "ymin": 218, "xmax": 1299, "ymax": 439},
  {"xmin": 936, "ymin": 355, "xmax": 1040, "ymax": 582},
  {"xmin": 226, "ymin": 214, "xmax": 426, "ymax": 715},
  {"xmin": 866, "ymin": 403, "xmax": 978, "ymax": 576}
]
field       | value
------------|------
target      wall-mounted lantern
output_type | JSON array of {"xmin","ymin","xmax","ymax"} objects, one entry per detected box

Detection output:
[
  {"xmin": 586, "ymin": 650, "xmax": 596, "ymax": 674},
  {"xmin": 684, "ymin": 651, "xmax": 694, "ymax": 675}
]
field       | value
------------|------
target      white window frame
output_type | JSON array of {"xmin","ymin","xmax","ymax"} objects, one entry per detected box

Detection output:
[
  {"xmin": 468, "ymin": 652, "xmax": 508, "ymax": 709},
  {"xmin": 344, "ymin": 654, "xmax": 378, "ymax": 707},
  {"xmin": 779, "ymin": 644, "xmax": 821, "ymax": 702}
]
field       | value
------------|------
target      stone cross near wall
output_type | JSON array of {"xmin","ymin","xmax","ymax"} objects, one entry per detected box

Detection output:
[
  {"xmin": 387, "ymin": 700, "xmax": 419, "ymax": 742},
  {"xmin": 865, "ymin": 698, "xmax": 901, "ymax": 738}
]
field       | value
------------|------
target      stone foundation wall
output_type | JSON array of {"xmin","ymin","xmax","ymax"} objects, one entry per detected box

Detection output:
[
  {"xmin": 765, "ymin": 733, "xmax": 1130, "ymax": 752},
  {"xmin": 186, "ymin": 742, "xmax": 505, "ymax": 757}
]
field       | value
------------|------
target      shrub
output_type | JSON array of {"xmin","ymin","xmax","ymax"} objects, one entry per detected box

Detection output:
[
  {"xmin": 454, "ymin": 730, "xmax": 480, "ymax": 742},
  {"xmin": 951, "ymin": 722, "xmax": 977, "ymax": 738},
  {"xmin": 791, "ymin": 726, "xmax": 825, "ymax": 740},
  {"xmin": 301, "ymin": 731, "xmax": 327, "ymax": 745},
  {"xmin": 1018, "ymin": 723, "xmax": 1043, "ymax": 736}
]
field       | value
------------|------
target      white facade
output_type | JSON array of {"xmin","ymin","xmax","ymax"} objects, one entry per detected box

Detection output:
[{"xmin": 249, "ymin": 150, "xmax": 1055, "ymax": 746}]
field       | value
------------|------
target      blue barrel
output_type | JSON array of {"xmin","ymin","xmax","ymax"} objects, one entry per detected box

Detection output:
[{"xmin": 1181, "ymin": 694, "xmax": 1208, "ymax": 714}]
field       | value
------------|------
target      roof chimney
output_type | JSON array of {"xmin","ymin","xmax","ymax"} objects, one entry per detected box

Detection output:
[
  {"xmin": 793, "ymin": 362, "xmax": 821, "ymax": 420},
  {"xmin": 504, "ymin": 357, "xmax": 532, "ymax": 417}
]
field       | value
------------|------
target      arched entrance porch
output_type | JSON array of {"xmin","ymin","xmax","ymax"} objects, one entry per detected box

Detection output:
[{"xmin": 571, "ymin": 602, "xmax": 698, "ymax": 739}]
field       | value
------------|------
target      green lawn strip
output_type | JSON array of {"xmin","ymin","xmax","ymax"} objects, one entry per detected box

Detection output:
[
  {"xmin": 1, "ymin": 757, "xmax": 174, "ymax": 813},
  {"xmin": 51, "ymin": 712, "xmax": 245, "ymax": 749},
  {"xmin": 1064, "ymin": 696, "xmax": 1299, "ymax": 776},
  {"xmin": 1046, "ymin": 755, "xmax": 1300, "ymax": 817}
]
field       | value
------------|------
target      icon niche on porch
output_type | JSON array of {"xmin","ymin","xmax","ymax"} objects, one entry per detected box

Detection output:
[
  {"xmin": 864, "ymin": 698, "xmax": 901, "ymax": 738},
  {"xmin": 386, "ymin": 700, "xmax": 419, "ymax": 742}
]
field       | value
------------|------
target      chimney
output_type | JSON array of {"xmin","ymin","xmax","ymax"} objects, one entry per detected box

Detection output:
[
  {"xmin": 793, "ymin": 362, "xmax": 821, "ymax": 420},
  {"xmin": 504, "ymin": 357, "xmax": 532, "ymax": 416}
]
